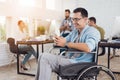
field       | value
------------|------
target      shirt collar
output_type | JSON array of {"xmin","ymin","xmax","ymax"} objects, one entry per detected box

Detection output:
[{"xmin": 77, "ymin": 25, "xmax": 89, "ymax": 35}]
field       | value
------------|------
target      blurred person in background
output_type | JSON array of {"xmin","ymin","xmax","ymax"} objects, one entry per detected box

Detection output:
[
  {"xmin": 88, "ymin": 17, "xmax": 105, "ymax": 56},
  {"xmin": 15, "ymin": 20, "xmax": 37, "ymax": 70},
  {"xmin": 88, "ymin": 17, "xmax": 105, "ymax": 40},
  {"xmin": 60, "ymin": 9, "xmax": 74, "ymax": 37}
]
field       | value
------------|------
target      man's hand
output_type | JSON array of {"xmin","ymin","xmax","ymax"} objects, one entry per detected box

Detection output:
[
  {"xmin": 54, "ymin": 36, "xmax": 66, "ymax": 47},
  {"xmin": 64, "ymin": 23, "xmax": 69, "ymax": 27},
  {"xmin": 66, "ymin": 26, "xmax": 71, "ymax": 31}
]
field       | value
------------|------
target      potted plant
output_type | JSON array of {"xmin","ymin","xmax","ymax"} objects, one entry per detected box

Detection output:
[
  {"xmin": 37, "ymin": 26, "xmax": 45, "ymax": 36},
  {"xmin": 0, "ymin": 26, "xmax": 6, "ymax": 42}
]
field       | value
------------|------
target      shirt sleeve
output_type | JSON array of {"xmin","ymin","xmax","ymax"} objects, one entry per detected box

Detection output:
[
  {"xmin": 65, "ymin": 32, "xmax": 72, "ymax": 42},
  {"xmin": 85, "ymin": 29, "xmax": 100, "ymax": 51}
]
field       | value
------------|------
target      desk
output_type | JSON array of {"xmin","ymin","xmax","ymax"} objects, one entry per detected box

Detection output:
[
  {"xmin": 17, "ymin": 40, "xmax": 54, "ymax": 58},
  {"xmin": 16, "ymin": 40, "xmax": 54, "ymax": 76},
  {"xmin": 99, "ymin": 41, "xmax": 120, "ymax": 74}
]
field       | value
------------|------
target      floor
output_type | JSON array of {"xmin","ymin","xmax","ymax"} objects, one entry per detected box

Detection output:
[{"xmin": 0, "ymin": 48, "xmax": 120, "ymax": 80}]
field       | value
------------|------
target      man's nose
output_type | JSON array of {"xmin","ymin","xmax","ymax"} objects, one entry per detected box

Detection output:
[{"xmin": 73, "ymin": 21, "xmax": 77, "ymax": 24}]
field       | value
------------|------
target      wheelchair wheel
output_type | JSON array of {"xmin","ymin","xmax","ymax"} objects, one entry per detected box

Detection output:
[{"xmin": 77, "ymin": 65, "xmax": 116, "ymax": 80}]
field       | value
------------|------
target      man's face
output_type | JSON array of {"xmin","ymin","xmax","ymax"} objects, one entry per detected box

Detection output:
[
  {"xmin": 88, "ymin": 20, "xmax": 94, "ymax": 26},
  {"xmin": 65, "ymin": 11, "xmax": 70, "ymax": 18},
  {"xmin": 72, "ymin": 12, "xmax": 88, "ymax": 30}
]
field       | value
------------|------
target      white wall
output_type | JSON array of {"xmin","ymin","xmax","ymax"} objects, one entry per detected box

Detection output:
[
  {"xmin": 62, "ymin": 0, "xmax": 120, "ymax": 38},
  {"xmin": 0, "ymin": 0, "xmax": 62, "ymax": 20}
]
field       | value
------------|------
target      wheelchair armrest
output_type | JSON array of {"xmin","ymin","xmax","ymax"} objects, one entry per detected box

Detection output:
[
  {"xmin": 49, "ymin": 45, "xmax": 68, "ymax": 53},
  {"xmin": 65, "ymin": 48, "xmax": 97, "ymax": 54},
  {"xmin": 53, "ymin": 45, "xmax": 96, "ymax": 54},
  {"xmin": 49, "ymin": 44, "xmax": 97, "ymax": 57},
  {"xmin": 53, "ymin": 45, "xmax": 94, "ymax": 53},
  {"xmin": 66, "ymin": 48, "xmax": 85, "ymax": 53},
  {"xmin": 53, "ymin": 45, "xmax": 68, "ymax": 50},
  {"xmin": 53, "ymin": 45, "xmax": 84, "ymax": 53}
]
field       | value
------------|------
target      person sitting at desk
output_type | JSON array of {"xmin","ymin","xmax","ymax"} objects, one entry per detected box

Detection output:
[
  {"xmin": 88, "ymin": 17, "xmax": 105, "ymax": 40},
  {"xmin": 35, "ymin": 7, "xmax": 100, "ymax": 80},
  {"xmin": 88, "ymin": 17, "xmax": 105, "ymax": 56},
  {"xmin": 14, "ymin": 20, "xmax": 37, "ymax": 70}
]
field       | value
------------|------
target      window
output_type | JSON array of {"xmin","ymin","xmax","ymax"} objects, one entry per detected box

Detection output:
[
  {"xmin": 0, "ymin": 0, "xmax": 6, "ymax": 2},
  {"xmin": 0, "ymin": 16, "xmax": 6, "ymax": 42},
  {"xmin": 18, "ymin": 0, "xmax": 35, "ymax": 7},
  {"xmin": 46, "ymin": 0, "xmax": 55, "ymax": 10},
  {"xmin": 35, "ymin": 0, "xmax": 42, "ymax": 8}
]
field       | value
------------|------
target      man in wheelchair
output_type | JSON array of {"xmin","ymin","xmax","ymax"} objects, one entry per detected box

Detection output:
[{"xmin": 35, "ymin": 7, "xmax": 107, "ymax": 80}]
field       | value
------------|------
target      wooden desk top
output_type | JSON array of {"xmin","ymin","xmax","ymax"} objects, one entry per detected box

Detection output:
[{"xmin": 17, "ymin": 39, "xmax": 54, "ymax": 45}]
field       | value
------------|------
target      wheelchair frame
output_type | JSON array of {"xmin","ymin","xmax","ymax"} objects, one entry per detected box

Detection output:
[{"xmin": 49, "ymin": 45, "xmax": 116, "ymax": 80}]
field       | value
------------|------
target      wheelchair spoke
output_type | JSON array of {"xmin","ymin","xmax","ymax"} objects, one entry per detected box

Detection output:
[{"xmin": 77, "ymin": 65, "xmax": 116, "ymax": 80}]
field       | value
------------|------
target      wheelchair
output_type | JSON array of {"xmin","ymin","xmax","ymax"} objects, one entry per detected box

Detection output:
[{"xmin": 49, "ymin": 45, "xmax": 116, "ymax": 80}]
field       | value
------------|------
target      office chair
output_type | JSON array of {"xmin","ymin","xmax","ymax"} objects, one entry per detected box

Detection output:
[
  {"xmin": 7, "ymin": 37, "xmax": 36, "ymax": 76},
  {"xmin": 49, "ymin": 45, "xmax": 116, "ymax": 80},
  {"xmin": 7, "ymin": 38, "xmax": 28, "ymax": 54},
  {"xmin": 7, "ymin": 38, "xmax": 30, "ymax": 73},
  {"xmin": 7, "ymin": 38, "xmax": 28, "ymax": 69}
]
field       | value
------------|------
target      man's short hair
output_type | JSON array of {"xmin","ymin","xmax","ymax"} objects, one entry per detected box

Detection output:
[
  {"xmin": 73, "ymin": 7, "xmax": 88, "ymax": 17},
  {"xmin": 65, "ymin": 9, "xmax": 71, "ymax": 13},
  {"xmin": 89, "ymin": 17, "xmax": 96, "ymax": 23}
]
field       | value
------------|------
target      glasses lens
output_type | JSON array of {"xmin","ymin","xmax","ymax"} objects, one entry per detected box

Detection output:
[{"xmin": 72, "ymin": 18, "xmax": 81, "ymax": 22}]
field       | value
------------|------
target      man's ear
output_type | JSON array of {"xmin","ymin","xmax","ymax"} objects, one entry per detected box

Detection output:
[
  {"xmin": 84, "ymin": 17, "xmax": 88, "ymax": 21},
  {"xmin": 84, "ymin": 17, "xmax": 88, "ymax": 24}
]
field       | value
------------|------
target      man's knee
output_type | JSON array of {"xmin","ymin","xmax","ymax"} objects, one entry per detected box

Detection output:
[{"xmin": 39, "ymin": 53, "xmax": 51, "ymax": 62}]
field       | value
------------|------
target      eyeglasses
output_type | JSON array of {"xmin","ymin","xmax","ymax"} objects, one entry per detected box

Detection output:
[{"xmin": 72, "ymin": 18, "xmax": 82, "ymax": 22}]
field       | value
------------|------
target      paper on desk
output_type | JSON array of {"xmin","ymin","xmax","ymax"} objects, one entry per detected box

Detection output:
[{"xmin": 29, "ymin": 35, "xmax": 47, "ymax": 41}]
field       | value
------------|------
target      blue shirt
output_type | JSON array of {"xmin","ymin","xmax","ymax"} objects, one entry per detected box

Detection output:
[
  {"xmin": 60, "ymin": 17, "xmax": 75, "ymax": 33},
  {"xmin": 65, "ymin": 25, "xmax": 100, "ymax": 63}
]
